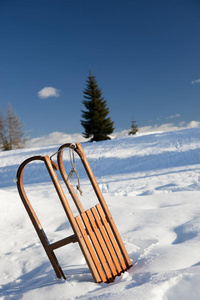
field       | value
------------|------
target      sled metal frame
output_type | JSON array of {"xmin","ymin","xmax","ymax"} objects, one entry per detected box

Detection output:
[{"xmin": 16, "ymin": 143, "xmax": 132, "ymax": 283}]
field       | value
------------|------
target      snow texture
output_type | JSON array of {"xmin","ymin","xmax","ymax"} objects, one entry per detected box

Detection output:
[{"xmin": 1, "ymin": 127, "xmax": 200, "ymax": 299}]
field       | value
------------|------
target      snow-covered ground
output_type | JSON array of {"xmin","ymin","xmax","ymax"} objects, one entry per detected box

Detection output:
[{"xmin": 1, "ymin": 127, "xmax": 200, "ymax": 299}]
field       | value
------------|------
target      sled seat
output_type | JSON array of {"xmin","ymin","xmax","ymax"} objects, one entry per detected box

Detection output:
[
  {"xmin": 16, "ymin": 143, "xmax": 132, "ymax": 283},
  {"xmin": 75, "ymin": 203, "xmax": 129, "ymax": 282}
]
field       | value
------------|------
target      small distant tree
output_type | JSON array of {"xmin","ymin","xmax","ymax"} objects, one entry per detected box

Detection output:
[
  {"xmin": 128, "ymin": 117, "xmax": 138, "ymax": 135},
  {"xmin": 81, "ymin": 71, "xmax": 114, "ymax": 142},
  {"xmin": 0, "ymin": 107, "xmax": 5, "ymax": 149},
  {"xmin": 1, "ymin": 103, "xmax": 27, "ymax": 150}
]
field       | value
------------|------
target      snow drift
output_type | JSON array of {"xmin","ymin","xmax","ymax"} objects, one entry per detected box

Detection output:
[{"xmin": 1, "ymin": 127, "xmax": 200, "ymax": 299}]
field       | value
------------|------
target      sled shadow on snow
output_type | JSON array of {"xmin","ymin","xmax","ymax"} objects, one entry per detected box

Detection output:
[
  {"xmin": 1, "ymin": 240, "xmax": 155, "ymax": 299},
  {"xmin": 0, "ymin": 262, "xmax": 93, "ymax": 299}
]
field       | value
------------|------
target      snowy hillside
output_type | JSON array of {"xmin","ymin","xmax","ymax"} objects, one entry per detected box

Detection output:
[{"xmin": 1, "ymin": 127, "xmax": 200, "ymax": 299}]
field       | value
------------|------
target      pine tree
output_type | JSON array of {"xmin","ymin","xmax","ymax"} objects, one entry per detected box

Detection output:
[
  {"xmin": 128, "ymin": 117, "xmax": 138, "ymax": 135},
  {"xmin": 81, "ymin": 71, "xmax": 114, "ymax": 142},
  {"xmin": 3, "ymin": 103, "xmax": 27, "ymax": 150}
]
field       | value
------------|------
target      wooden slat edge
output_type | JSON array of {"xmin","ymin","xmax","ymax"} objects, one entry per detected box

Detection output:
[
  {"xmin": 81, "ymin": 212, "xmax": 113, "ymax": 281},
  {"xmin": 91, "ymin": 206, "xmax": 122, "ymax": 275},
  {"xmin": 75, "ymin": 216, "xmax": 106, "ymax": 283},
  {"xmin": 86, "ymin": 209, "xmax": 117, "ymax": 277},
  {"xmin": 96, "ymin": 204, "xmax": 127, "ymax": 271}
]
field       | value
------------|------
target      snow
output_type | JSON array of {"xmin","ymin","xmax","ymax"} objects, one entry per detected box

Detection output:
[{"xmin": 1, "ymin": 127, "xmax": 200, "ymax": 299}]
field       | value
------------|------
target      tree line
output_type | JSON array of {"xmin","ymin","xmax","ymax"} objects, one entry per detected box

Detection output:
[
  {"xmin": 1, "ymin": 71, "xmax": 138, "ymax": 150},
  {"xmin": 0, "ymin": 104, "xmax": 27, "ymax": 151}
]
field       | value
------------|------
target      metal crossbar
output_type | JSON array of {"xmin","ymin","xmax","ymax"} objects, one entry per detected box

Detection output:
[{"xmin": 16, "ymin": 143, "xmax": 132, "ymax": 283}]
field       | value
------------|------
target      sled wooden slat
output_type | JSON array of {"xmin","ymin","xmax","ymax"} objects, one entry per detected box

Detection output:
[
  {"xmin": 86, "ymin": 209, "xmax": 117, "ymax": 277},
  {"xmin": 81, "ymin": 212, "xmax": 113, "ymax": 281},
  {"xmin": 91, "ymin": 206, "xmax": 122, "ymax": 275},
  {"xmin": 96, "ymin": 204, "xmax": 127, "ymax": 271},
  {"xmin": 75, "ymin": 215, "xmax": 107, "ymax": 283}
]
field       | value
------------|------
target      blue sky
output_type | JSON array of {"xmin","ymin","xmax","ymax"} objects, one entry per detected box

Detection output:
[{"xmin": 0, "ymin": 0, "xmax": 200, "ymax": 144}]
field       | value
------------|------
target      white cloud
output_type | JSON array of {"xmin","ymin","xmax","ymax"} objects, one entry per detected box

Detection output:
[
  {"xmin": 166, "ymin": 113, "xmax": 181, "ymax": 120},
  {"xmin": 186, "ymin": 120, "xmax": 200, "ymax": 128},
  {"xmin": 38, "ymin": 87, "xmax": 60, "ymax": 99},
  {"xmin": 191, "ymin": 79, "xmax": 200, "ymax": 84},
  {"xmin": 26, "ymin": 132, "xmax": 89, "ymax": 148},
  {"xmin": 138, "ymin": 121, "xmax": 200, "ymax": 134},
  {"xmin": 138, "ymin": 123, "xmax": 181, "ymax": 134}
]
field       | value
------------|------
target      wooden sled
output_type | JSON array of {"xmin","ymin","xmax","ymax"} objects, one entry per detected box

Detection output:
[{"xmin": 16, "ymin": 143, "xmax": 132, "ymax": 283}]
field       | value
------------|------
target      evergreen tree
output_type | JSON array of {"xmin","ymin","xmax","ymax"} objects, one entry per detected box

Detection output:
[
  {"xmin": 128, "ymin": 117, "xmax": 138, "ymax": 135},
  {"xmin": 81, "ymin": 71, "xmax": 114, "ymax": 142},
  {"xmin": 2, "ymin": 103, "xmax": 27, "ymax": 150}
]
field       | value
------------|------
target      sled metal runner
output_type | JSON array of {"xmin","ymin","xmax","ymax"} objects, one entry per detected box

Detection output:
[{"xmin": 16, "ymin": 143, "xmax": 132, "ymax": 283}]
